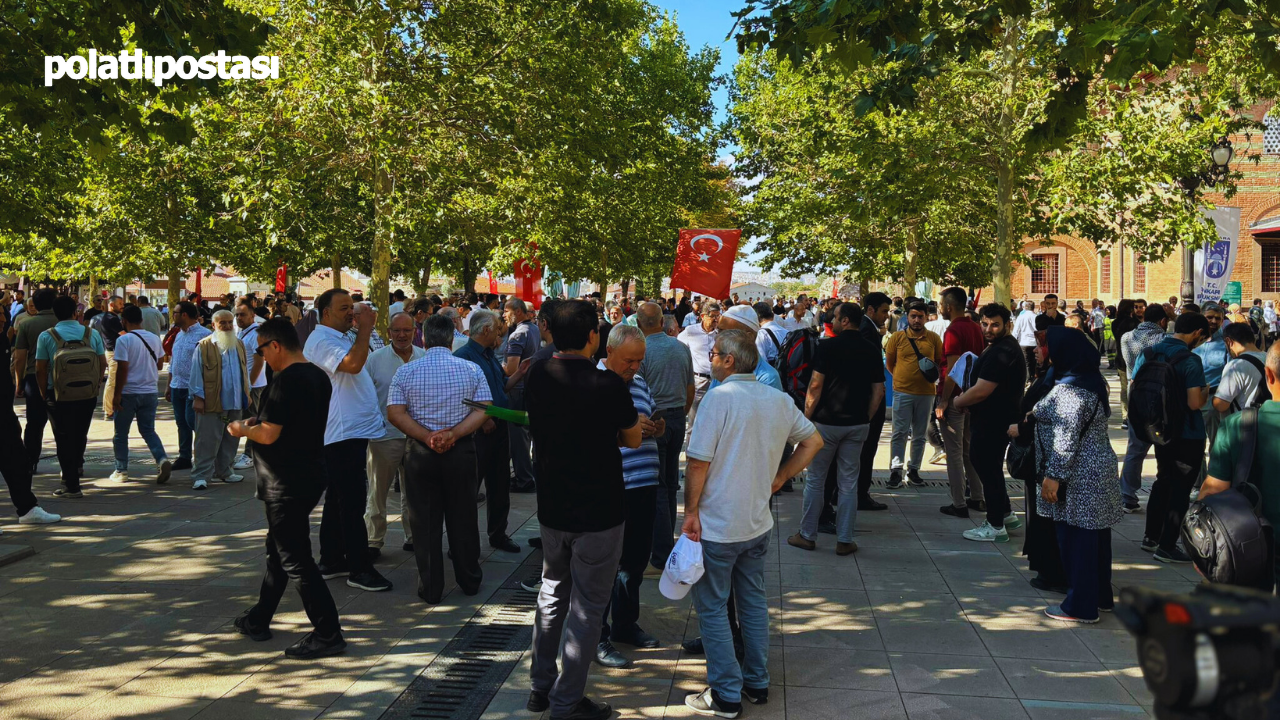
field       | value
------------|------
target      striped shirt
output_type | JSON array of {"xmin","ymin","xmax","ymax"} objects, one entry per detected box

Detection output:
[
  {"xmin": 168, "ymin": 323, "xmax": 211, "ymax": 389},
  {"xmin": 597, "ymin": 360, "xmax": 659, "ymax": 489},
  {"xmin": 388, "ymin": 347, "xmax": 492, "ymax": 432}
]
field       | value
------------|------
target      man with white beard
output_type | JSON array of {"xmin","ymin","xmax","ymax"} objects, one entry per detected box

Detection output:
[{"xmin": 189, "ymin": 310, "xmax": 251, "ymax": 490}]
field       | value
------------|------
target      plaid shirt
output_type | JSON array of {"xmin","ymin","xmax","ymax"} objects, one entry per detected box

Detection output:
[
  {"xmin": 168, "ymin": 323, "xmax": 212, "ymax": 389},
  {"xmin": 346, "ymin": 327, "xmax": 385, "ymax": 351},
  {"xmin": 388, "ymin": 347, "xmax": 492, "ymax": 432}
]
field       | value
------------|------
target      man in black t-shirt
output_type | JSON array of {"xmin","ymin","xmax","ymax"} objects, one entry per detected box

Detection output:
[
  {"xmin": 954, "ymin": 304, "xmax": 1026, "ymax": 543},
  {"xmin": 228, "ymin": 319, "xmax": 345, "ymax": 660},
  {"xmin": 524, "ymin": 300, "xmax": 641, "ymax": 720}
]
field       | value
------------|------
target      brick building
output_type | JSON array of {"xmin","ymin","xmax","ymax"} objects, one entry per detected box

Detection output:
[{"xmin": 991, "ymin": 102, "xmax": 1280, "ymax": 306}]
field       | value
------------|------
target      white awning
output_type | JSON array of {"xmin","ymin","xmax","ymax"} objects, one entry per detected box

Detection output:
[{"xmin": 1250, "ymin": 215, "xmax": 1280, "ymax": 234}]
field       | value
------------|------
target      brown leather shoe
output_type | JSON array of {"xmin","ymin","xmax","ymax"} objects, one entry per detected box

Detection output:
[
  {"xmin": 836, "ymin": 541, "xmax": 858, "ymax": 556},
  {"xmin": 787, "ymin": 533, "xmax": 815, "ymax": 551}
]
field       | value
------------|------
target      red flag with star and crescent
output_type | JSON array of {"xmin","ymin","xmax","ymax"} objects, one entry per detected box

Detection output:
[
  {"xmin": 671, "ymin": 229, "xmax": 740, "ymax": 300},
  {"xmin": 514, "ymin": 246, "xmax": 543, "ymax": 310}
]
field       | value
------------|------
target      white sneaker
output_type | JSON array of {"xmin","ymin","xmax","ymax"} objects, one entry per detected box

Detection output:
[
  {"xmin": 232, "ymin": 454, "xmax": 253, "ymax": 470},
  {"xmin": 222, "ymin": 474, "xmax": 244, "ymax": 484},
  {"xmin": 1003, "ymin": 512, "xmax": 1023, "ymax": 530},
  {"xmin": 19, "ymin": 506, "xmax": 61, "ymax": 524},
  {"xmin": 108, "ymin": 470, "xmax": 129, "ymax": 483},
  {"xmin": 963, "ymin": 521, "xmax": 1009, "ymax": 543},
  {"xmin": 192, "ymin": 479, "xmax": 209, "ymax": 490}
]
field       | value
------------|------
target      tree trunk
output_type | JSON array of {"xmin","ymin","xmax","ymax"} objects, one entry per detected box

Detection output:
[
  {"xmin": 370, "ymin": 163, "xmax": 393, "ymax": 338},
  {"xmin": 88, "ymin": 275, "xmax": 98, "ymax": 306},
  {"xmin": 331, "ymin": 253, "xmax": 342, "ymax": 290},
  {"xmin": 990, "ymin": 20, "xmax": 1023, "ymax": 309},
  {"xmin": 620, "ymin": 278, "xmax": 631, "ymax": 302},
  {"xmin": 414, "ymin": 266, "xmax": 430, "ymax": 297},
  {"xmin": 903, "ymin": 223, "xmax": 920, "ymax": 296},
  {"xmin": 166, "ymin": 259, "xmax": 181, "ymax": 325},
  {"xmin": 459, "ymin": 252, "xmax": 478, "ymax": 299}
]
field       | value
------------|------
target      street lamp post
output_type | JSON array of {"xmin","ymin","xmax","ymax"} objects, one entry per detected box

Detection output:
[{"xmin": 1179, "ymin": 136, "xmax": 1235, "ymax": 306}]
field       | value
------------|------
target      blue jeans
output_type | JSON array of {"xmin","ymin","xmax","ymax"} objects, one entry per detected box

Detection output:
[
  {"xmin": 692, "ymin": 532, "xmax": 771, "ymax": 704},
  {"xmin": 113, "ymin": 393, "xmax": 169, "ymax": 471},
  {"xmin": 800, "ymin": 422, "xmax": 868, "ymax": 543},
  {"xmin": 170, "ymin": 387, "xmax": 196, "ymax": 463},
  {"xmin": 1119, "ymin": 423, "xmax": 1150, "ymax": 505}
]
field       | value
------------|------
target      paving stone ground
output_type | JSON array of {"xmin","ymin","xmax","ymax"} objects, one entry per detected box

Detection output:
[{"xmin": 0, "ymin": 369, "xmax": 1195, "ymax": 720}]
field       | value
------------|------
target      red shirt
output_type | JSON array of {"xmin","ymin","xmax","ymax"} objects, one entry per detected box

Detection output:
[{"xmin": 939, "ymin": 316, "xmax": 984, "ymax": 394}]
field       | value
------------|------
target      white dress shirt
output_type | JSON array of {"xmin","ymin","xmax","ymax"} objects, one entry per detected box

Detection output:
[
  {"xmin": 678, "ymin": 324, "xmax": 717, "ymax": 376},
  {"xmin": 304, "ymin": 324, "xmax": 386, "ymax": 445}
]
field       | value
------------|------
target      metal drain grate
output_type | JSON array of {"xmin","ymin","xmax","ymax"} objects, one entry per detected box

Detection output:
[{"xmin": 381, "ymin": 582, "xmax": 540, "ymax": 720}]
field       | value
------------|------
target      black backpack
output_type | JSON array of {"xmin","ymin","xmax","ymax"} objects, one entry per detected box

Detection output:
[
  {"xmin": 1128, "ymin": 347, "xmax": 1194, "ymax": 445},
  {"xmin": 1180, "ymin": 408, "xmax": 1275, "ymax": 591},
  {"xmin": 1234, "ymin": 354, "xmax": 1273, "ymax": 410},
  {"xmin": 774, "ymin": 327, "xmax": 821, "ymax": 409}
]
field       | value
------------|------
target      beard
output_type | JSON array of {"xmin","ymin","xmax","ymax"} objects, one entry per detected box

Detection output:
[{"xmin": 213, "ymin": 330, "xmax": 239, "ymax": 354}]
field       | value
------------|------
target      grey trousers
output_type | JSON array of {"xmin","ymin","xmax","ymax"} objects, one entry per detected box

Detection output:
[
  {"xmin": 889, "ymin": 392, "xmax": 934, "ymax": 471},
  {"xmin": 531, "ymin": 523, "xmax": 625, "ymax": 716},
  {"xmin": 192, "ymin": 409, "xmax": 244, "ymax": 482},
  {"xmin": 366, "ymin": 438, "xmax": 413, "ymax": 547},
  {"xmin": 800, "ymin": 422, "xmax": 868, "ymax": 543},
  {"xmin": 940, "ymin": 404, "xmax": 984, "ymax": 509}
]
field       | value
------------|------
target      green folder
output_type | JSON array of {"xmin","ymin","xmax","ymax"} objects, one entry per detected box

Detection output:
[{"xmin": 463, "ymin": 399, "xmax": 529, "ymax": 426}]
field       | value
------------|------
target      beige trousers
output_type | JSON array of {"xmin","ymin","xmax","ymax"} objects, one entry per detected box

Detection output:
[{"xmin": 365, "ymin": 437, "xmax": 413, "ymax": 547}]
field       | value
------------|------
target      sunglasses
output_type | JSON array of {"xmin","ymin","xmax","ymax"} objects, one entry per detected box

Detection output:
[{"xmin": 254, "ymin": 342, "xmax": 274, "ymax": 357}]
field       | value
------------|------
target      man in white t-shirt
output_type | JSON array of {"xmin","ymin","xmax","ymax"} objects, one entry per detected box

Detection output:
[
  {"xmin": 303, "ymin": 288, "xmax": 393, "ymax": 593},
  {"xmin": 109, "ymin": 305, "xmax": 171, "ymax": 484},
  {"xmin": 680, "ymin": 329, "xmax": 822, "ymax": 717},
  {"xmin": 1213, "ymin": 322, "xmax": 1269, "ymax": 415},
  {"xmin": 232, "ymin": 299, "xmax": 270, "ymax": 470}
]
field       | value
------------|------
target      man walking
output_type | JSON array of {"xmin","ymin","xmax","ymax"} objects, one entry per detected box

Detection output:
[
  {"xmin": 166, "ymin": 302, "xmax": 210, "ymax": 472},
  {"xmin": 388, "ymin": 315, "xmax": 492, "ymax": 604},
  {"xmin": 364, "ymin": 312, "xmax": 425, "ymax": 556},
  {"xmin": 11, "ymin": 288, "xmax": 58, "ymax": 475},
  {"xmin": 503, "ymin": 299, "xmax": 540, "ymax": 492},
  {"xmin": 34, "ymin": 295, "xmax": 106, "ymax": 498},
  {"xmin": 787, "ymin": 302, "xmax": 883, "ymax": 555},
  {"xmin": 954, "ymin": 304, "xmax": 1025, "ymax": 542},
  {"xmin": 637, "ymin": 302, "xmax": 694, "ymax": 571},
  {"xmin": 1118, "ymin": 304, "xmax": 1171, "ymax": 512},
  {"xmin": 525, "ymin": 300, "xmax": 642, "ymax": 720},
  {"xmin": 232, "ymin": 299, "xmax": 269, "ymax": 471},
  {"xmin": 885, "ymin": 300, "xmax": 943, "ymax": 488},
  {"xmin": 303, "ymin": 289, "xmax": 393, "ymax": 592},
  {"xmin": 935, "ymin": 287, "xmax": 987, "ymax": 518},
  {"xmin": 230, "ymin": 319, "xmax": 346, "ymax": 660},
  {"xmin": 109, "ymin": 305, "xmax": 172, "ymax": 484},
  {"xmin": 684, "ymin": 330, "xmax": 822, "ymax": 718},
  {"xmin": 189, "ymin": 310, "xmax": 250, "ymax": 490},
  {"xmin": 99, "ymin": 296, "xmax": 125, "ymax": 419}
]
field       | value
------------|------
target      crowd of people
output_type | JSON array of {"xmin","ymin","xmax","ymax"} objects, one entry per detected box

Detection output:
[{"xmin": 3, "ymin": 279, "xmax": 1280, "ymax": 720}]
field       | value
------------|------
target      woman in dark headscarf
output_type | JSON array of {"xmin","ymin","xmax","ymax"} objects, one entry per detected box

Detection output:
[{"xmin": 1030, "ymin": 327, "xmax": 1121, "ymax": 623}]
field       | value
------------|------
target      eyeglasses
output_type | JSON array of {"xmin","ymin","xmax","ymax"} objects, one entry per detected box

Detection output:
[
  {"xmin": 254, "ymin": 342, "xmax": 272, "ymax": 357},
  {"xmin": 708, "ymin": 351, "xmax": 731, "ymax": 362}
]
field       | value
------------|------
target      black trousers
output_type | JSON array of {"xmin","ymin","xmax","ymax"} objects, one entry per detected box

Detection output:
[
  {"xmin": 478, "ymin": 420, "xmax": 511, "ymax": 541},
  {"xmin": 48, "ymin": 398, "xmax": 95, "ymax": 492},
  {"xmin": 22, "ymin": 375, "xmax": 48, "ymax": 469},
  {"xmin": 1024, "ymin": 478, "xmax": 1065, "ymax": 585},
  {"xmin": 651, "ymin": 412, "xmax": 687, "ymax": 568},
  {"xmin": 1056, "ymin": 523, "xmax": 1113, "ymax": 621},
  {"xmin": 249, "ymin": 493, "xmax": 342, "ymax": 638},
  {"xmin": 320, "ymin": 438, "xmax": 373, "ymax": 574},
  {"xmin": 1022, "ymin": 347, "xmax": 1038, "ymax": 381},
  {"xmin": 602, "ymin": 485, "xmax": 657, "ymax": 642},
  {"xmin": 971, "ymin": 429, "xmax": 1011, "ymax": 527},
  {"xmin": 0, "ymin": 402, "xmax": 38, "ymax": 516},
  {"xmin": 1147, "ymin": 439, "xmax": 1205, "ymax": 551},
  {"xmin": 856, "ymin": 398, "xmax": 887, "ymax": 501},
  {"xmin": 404, "ymin": 437, "xmax": 483, "ymax": 603}
]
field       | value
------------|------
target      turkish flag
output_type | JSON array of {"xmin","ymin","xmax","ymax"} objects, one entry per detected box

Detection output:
[
  {"xmin": 514, "ymin": 248, "xmax": 543, "ymax": 310},
  {"xmin": 671, "ymin": 229, "xmax": 740, "ymax": 300},
  {"xmin": 275, "ymin": 263, "xmax": 288, "ymax": 293},
  {"xmin": 832, "ymin": 277, "xmax": 839, "ymax": 298},
  {"xmin": 488, "ymin": 271, "xmax": 498, "ymax": 295}
]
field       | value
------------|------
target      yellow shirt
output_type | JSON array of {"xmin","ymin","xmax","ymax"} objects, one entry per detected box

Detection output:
[{"xmin": 886, "ymin": 328, "xmax": 943, "ymax": 395}]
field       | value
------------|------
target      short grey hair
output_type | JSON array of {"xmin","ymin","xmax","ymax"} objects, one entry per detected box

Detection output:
[
  {"xmin": 699, "ymin": 301, "xmax": 722, "ymax": 315},
  {"xmin": 212, "ymin": 309, "xmax": 234, "ymax": 323},
  {"xmin": 663, "ymin": 315, "xmax": 679, "ymax": 333},
  {"xmin": 438, "ymin": 306, "xmax": 459, "ymax": 320},
  {"xmin": 715, "ymin": 329, "xmax": 758, "ymax": 374},
  {"xmin": 422, "ymin": 315, "xmax": 455, "ymax": 349},
  {"xmin": 470, "ymin": 308, "xmax": 500, "ymax": 335},
  {"xmin": 505, "ymin": 298, "xmax": 527, "ymax": 313},
  {"xmin": 607, "ymin": 323, "xmax": 645, "ymax": 350},
  {"xmin": 636, "ymin": 302, "xmax": 664, "ymax": 331}
]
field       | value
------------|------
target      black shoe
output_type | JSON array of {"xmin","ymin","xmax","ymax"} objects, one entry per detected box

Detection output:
[
  {"xmin": 858, "ymin": 497, "xmax": 888, "ymax": 511},
  {"xmin": 417, "ymin": 590, "xmax": 440, "ymax": 605},
  {"xmin": 742, "ymin": 686, "xmax": 769, "ymax": 705},
  {"xmin": 528, "ymin": 690, "xmax": 550, "ymax": 713},
  {"xmin": 1139, "ymin": 536, "xmax": 1158, "ymax": 552},
  {"xmin": 511, "ymin": 483, "xmax": 536, "ymax": 494},
  {"xmin": 171, "ymin": 458, "xmax": 193, "ymax": 471},
  {"xmin": 550, "ymin": 697, "xmax": 613, "ymax": 720},
  {"xmin": 781, "ymin": 478, "xmax": 794, "ymax": 493},
  {"xmin": 817, "ymin": 520, "xmax": 837, "ymax": 535},
  {"xmin": 528, "ymin": 537, "xmax": 543, "ymax": 549},
  {"xmin": 595, "ymin": 640, "xmax": 631, "ymax": 668},
  {"xmin": 612, "ymin": 627, "xmax": 660, "ymax": 649},
  {"xmin": 347, "ymin": 569, "xmax": 392, "ymax": 592},
  {"xmin": 284, "ymin": 631, "xmax": 347, "ymax": 659},
  {"xmin": 886, "ymin": 471, "xmax": 903, "ymax": 489},
  {"xmin": 234, "ymin": 610, "xmax": 272, "ymax": 641},
  {"xmin": 520, "ymin": 573, "xmax": 543, "ymax": 593},
  {"xmin": 965, "ymin": 498, "xmax": 987, "ymax": 512},
  {"xmin": 940, "ymin": 504, "xmax": 969, "ymax": 518},
  {"xmin": 1123, "ymin": 500, "xmax": 1141, "ymax": 514},
  {"xmin": 1154, "ymin": 546, "xmax": 1192, "ymax": 564},
  {"xmin": 490, "ymin": 534, "xmax": 521, "ymax": 553},
  {"xmin": 907, "ymin": 469, "xmax": 926, "ymax": 487},
  {"xmin": 317, "ymin": 562, "xmax": 349, "ymax": 580},
  {"xmin": 682, "ymin": 637, "xmax": 704, "ymax": 655},
  {"xmin": 366, "ymin": 547, "xmax": 382, "ymax": 562},
  {"xmin": 1029, "ymin": 575, "xmax": 1069, "ymax": 594},
  {"xmin": 403, "ymin": 542, "xmax": 414, "ymax": 552}
]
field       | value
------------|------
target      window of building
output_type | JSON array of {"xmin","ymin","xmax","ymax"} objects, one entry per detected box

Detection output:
[
  {"xmin": 1134, "ymin": 258, "xmax": 1147, "ymax": 293},
  {"xmin": 1031, "ymin": 253, "xmax": 1060, "ymax": 295},
  {"xmin": 1266, "ymin": 110, "xmax": 1280, "ymax": 155},
  {"xmin": 1263, "ymin": 243, "xmax": 1280, "ymax": 292},
  {"xmin": 1100, "ymin": 254, "xmax": 1111, "ymax": 295}
]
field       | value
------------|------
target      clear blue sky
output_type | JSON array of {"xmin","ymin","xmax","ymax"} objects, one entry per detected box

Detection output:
[{"xmin": 651, "ymin": 0, "xmax": 741, "ymax": 130}]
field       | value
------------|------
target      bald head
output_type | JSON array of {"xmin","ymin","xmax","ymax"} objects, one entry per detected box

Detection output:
[{"xmin": 636, "ymin": 302, "xmax": 664, "ymax": 334}]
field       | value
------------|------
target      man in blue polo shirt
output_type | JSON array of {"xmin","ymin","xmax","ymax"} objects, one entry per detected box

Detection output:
[{"xmin": 1130, "ymin": 311, "xmax": 1210, "ymax": 563}]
